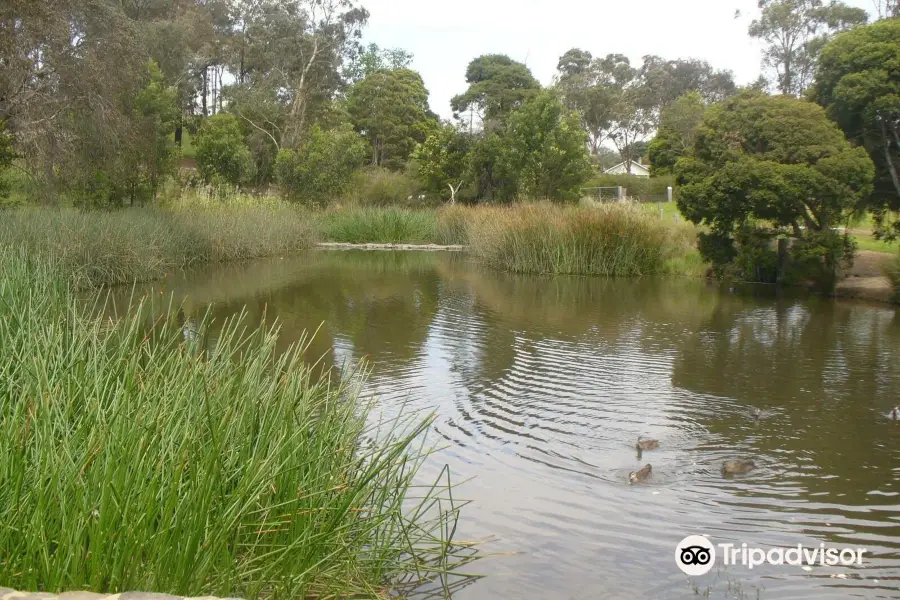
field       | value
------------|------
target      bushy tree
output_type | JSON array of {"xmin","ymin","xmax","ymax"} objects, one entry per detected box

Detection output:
[
  {"xmin": 274, "ymin": 124, "xmax": 368, "ymax": 205},
  {"xmin": 347, "ymin": 68, "xmax": 436, "ymax": 169},
  {"xmin": 676, "ymin": 92, "xmax": 874, "ymax": 290},
  {"xmin": 195, "ymin": 113, "xmax": 255, "ymax": 187},
  {"xmin": 451, "ymin": 55, "xmax": 540, "ymax": 129},
  {"xmin": 500, "ymin": 90, "xmax": 593, "ymax": 202},
  {"xmin": 412, "ymin": 124, "xmax": 473, "ymax": 202},
  {"xmin": 810, "ymin": 18, "xmax": 900, "ymax": 239},
  {"xmin": 648, "ymin": 92, "xmax": 707, "ymax": 175}
]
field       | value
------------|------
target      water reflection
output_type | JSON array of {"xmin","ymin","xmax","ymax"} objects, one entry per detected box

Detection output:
[{"xmin": 98, "ymin": 250, "xmax": 900, "ymax": 599}]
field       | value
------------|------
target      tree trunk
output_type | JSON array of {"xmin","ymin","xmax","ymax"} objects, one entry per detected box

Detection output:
[
  {"xmin": 202, "ymin": 66, "xmax": 208, "ymax": 117},
  {"xmin": 883, "ymin": 118, "xmax": 900, "ymax": 199}
]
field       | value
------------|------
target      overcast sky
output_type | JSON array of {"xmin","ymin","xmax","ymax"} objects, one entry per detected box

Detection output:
[{"xmin": 358, "ymin": 0, "xmax": 877, "ymax": 119}]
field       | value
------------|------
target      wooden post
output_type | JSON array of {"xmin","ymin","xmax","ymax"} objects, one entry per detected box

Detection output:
[{"xmin": 667, "ymin": 186, "xmax": 673, "ymax": 203}]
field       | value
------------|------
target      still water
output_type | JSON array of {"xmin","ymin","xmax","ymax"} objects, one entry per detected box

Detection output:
[{"xmin": 104, "ymin": 250, "xmax": 900, "ymax": 599}]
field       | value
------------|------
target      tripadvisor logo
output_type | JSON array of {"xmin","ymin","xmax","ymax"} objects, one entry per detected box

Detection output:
[
  {"xmin": 675, "ymin": 535, "xmax": 867, "ymax": 575},
  {"xmin": 676, "ymin": 535, "xmax": 716, "ymax": 576}
]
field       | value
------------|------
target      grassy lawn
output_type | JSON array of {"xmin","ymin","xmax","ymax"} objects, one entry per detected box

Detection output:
[{"xmin": 180, "ymin": 128, "xmax": 197, "ymax": 160}]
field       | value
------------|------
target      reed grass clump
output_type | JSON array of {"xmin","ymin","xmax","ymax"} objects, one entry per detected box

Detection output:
[
  {"xmin": 0, "ymin": 202, "xmax": 317, "ymax": 288},
  {"xmin": 320, "ymin": 206, "xmax": 440, "ymax": 244},
  {"xmin": 467, "ymin": 202, "xmax": 687, "ymax": 276},
  {"xmin": 0, "ymin": 250, "xmax": 471, "ymax": 598}
]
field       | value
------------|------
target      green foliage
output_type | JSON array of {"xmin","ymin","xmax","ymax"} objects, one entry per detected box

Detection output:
[
  {"xmin": 195, "ymin": 114, "xmax": 255, "ymax": 188},
  {"xmin": 500, "ymin": 90, "xmax": 593, "ymax": 202},
  {"xmin": 275, "ymin": 125, "xmax": 368, "ymax": 206},
  {"xmin": 647, "ymin": 92, "xmax": 707, "ymax": 175},
  {"xmin": 748, "ymin": 0, "xmax": 868, "ymax": 96},
  {"xmin": 343, "ymin": 167, "xmax": 425, "ymax": 207},
  {"xmin": 412, "ymin": 124, "xmax": 474, "ymax": 202},
  {"xmin": 0, "ymin": 250, "xmax": 466, "ymax": 599},
  {"xmin": 676, "ymin": 92, "xmax": 875, "ymax": 289},
  {"xmin": 467, "ymin": 202, "xmax": 688, "ymax": 276},
  {"xmin": 0, "ymin": 121, "xmax": 16, "ymax": 201},
  {"xmin": 811, "ymin": 18, "xmax": 900, "ymax": 238},
  {"xmin": 451, "ymin": 55, "xmax": 540, "ymax": 126},
  {"xmin": 0, "ymin": 203, "xmax": 317, "ymax": 288},
  {"xmin": 320, "ymin": 207, "xmax": 439, "ymax": 243},
  {"xmin": 347, "ymin": 68, "xmax": 437, "ymax": 169}
]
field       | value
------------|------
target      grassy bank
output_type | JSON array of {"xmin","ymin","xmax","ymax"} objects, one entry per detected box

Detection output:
[
  {"xmin": 0, "ymin": 196, "xmax": 704, "ymax": 284},
  {"xmin": 0, "ymin": 200, "xmax": 316, "ymax": 288},
  {"xmin": 0, "ymin": 250, "xmax": 470, "ymax": 597}
]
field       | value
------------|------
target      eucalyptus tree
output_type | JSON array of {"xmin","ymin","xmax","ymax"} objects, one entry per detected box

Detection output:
[
  {"xmin": 450, "ymin": 55, "xmax": 540, "ymax": 131},
  {"xmin": 748, "ymin": 0, "xmax": 868, "ymax": 96}
]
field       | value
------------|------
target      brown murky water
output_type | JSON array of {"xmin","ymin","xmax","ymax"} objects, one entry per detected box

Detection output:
[{"xmin": 102, "ymin": 250, "xmax": 900, "ymax": 599}]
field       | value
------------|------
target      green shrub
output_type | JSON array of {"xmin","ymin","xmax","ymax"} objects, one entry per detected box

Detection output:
[
  {"xmin": 0, "ymin": 250, "xmax": 467, "ymax": 598},
  {"xmin": 275, "ymin": 125, "xmax": 368, "ymax": 206},
  {"xmin": 320, "ymin": 206, "xmax": 439, "ymax": 243},
  {"xmin": 195, "ymin": 114, "xmax": 255, "ymax": 187},
  {"xmin": 343, "ymin": 167, "xmax": 426, "ymax": 207}
]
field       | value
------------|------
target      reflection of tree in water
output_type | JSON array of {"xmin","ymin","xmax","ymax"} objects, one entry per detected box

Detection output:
[
  {"xmin": 434, "ymin": 257, "xmax": 721, "ymax": 384},
  {"xmin": 672, "ymin": 294, "xmax": 900, "ymax": 505},
  {"xmin": 100, "ymin": 251, "xmax": 445, "ymax": 379}
]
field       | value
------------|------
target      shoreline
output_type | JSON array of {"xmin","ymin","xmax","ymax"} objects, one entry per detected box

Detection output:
[
  {"xmin": 316, "ymin": 242, "xmax": 468, "ymax": 251},
  {"xmin": 312, "ymin": 243, "xmax": 897, "ymax": 306}
]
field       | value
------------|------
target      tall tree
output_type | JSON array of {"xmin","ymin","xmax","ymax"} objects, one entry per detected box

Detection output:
[
  {"xmin": 347, "ymin": 68, "xmax": 436, "ymax": 169},
  {"xmin": 0, "ymin": 0, "xmax": 178, "ymax": 204},
  {"xmin": 500, "ymin": 90, "xmax": 593, "ymax": 202},
  {"xmin": 235, "ymin": 0, "xmax": 368, "ymax": 149},
  {"xmin": 748, "ymin": 0, "xmax": 868, "ymax": 96},
  {"xmin": 811, "ymin": 18, "xmax": 900, "ymax": 238},
  {"xmin": 870, "ymin": 0, "xmax": 900, "ymax": 18},
  {"xmin": 450, "ymin": 55, "xmax": 540, "ymax": 130},
  {"xmin": 647, "ymin": 92, "xmax": 707, "ymax": 175},
  {"xmin": 343, "ymin": 43, "xmax": 414, "ymax": 84}
]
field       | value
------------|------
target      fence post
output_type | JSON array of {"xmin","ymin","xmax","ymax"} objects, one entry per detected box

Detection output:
[
  {"xmin": 658, "ymin": 202, "xmax": 663, "ymax": 220},
  {"xmin": 667, "ymin": 186, "xmax": 673, "ymax": 203},
  {"xmin": 617, "ymin": 186, "xmax": 624, "ymax": 200}
]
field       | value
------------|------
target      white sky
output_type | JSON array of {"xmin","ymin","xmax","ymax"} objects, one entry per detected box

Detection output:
[{"xmin": 359, "ymin": 0, "xmax": 877, "ymax": 119}]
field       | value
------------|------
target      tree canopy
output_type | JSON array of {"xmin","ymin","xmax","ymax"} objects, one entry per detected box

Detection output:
[
  {"xmin": 451, "ymin": 55, "xmax": 540, "ymax": 129},
  {"xmin": 676, "ymin": 92, "xmax": 874, "ymax": 287},
  {"xmin": 810, "ymin": 18, "xmax": 900, "ymax": 238},
  {"xmin": 748, "ymin": 0, "xmax": 868, "ymax": 96},
  {"xmin": 347, "ymin": 68, "xmax": 437, "ymax": 170}
]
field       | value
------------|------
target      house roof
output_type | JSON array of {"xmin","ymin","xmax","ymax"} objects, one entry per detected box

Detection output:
[{"xmin": 604, "ymin": 161, "xmax": 650, "ymax": 174}]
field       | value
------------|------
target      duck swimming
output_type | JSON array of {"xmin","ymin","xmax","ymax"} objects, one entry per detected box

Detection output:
[
  {"xmin": 636, "ymin": 437, "xmax": 660, "ymax": 451},
  {"xmin": 891, "ymin": 406, "xmax": 900, "ymax": 421},
  {"xmin": 722, "ymin": 459, "xmax": 755, "ymax": 475},
  {"xmin": 629, "ymin": 464, "xmax": 652, "ymax": 484}
]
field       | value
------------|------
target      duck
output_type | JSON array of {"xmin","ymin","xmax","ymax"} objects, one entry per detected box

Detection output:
[
  {"xmin": 636, "ymin": 437, "xmax": 660, "ymax": 452},
  {"xmin": 891, "ymin": 406, "xmax": 900, "ymax": 421},
  {"xmin": 722, "ymin": 459, "xmax": 755, "ymax": 475},
  {"xmin": 629, "ymin": 464, "xmax": 652, "ymax": 484},
  {"xmin": 749, "ymin": 406, "xmax": 762, "ymax": 420}
]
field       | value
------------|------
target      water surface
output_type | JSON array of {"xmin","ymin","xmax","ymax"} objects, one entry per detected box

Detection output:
[{"xmin": 103, "ymin": 250, "xmax": 900, "ymax": 599}]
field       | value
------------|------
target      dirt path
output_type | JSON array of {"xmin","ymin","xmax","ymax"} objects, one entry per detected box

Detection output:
[{"xmin": 835, "ymin": 250, "xmax": 894, "ymax": 303}]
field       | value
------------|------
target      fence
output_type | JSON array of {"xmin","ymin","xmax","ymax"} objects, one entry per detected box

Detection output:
[
  {"xmin": 580, "ymin": 186, "xmax": 625, "ymax": 202},
  {"xmin": 581, "ymin": 186, "xmax": 674, "ymax": 204}
]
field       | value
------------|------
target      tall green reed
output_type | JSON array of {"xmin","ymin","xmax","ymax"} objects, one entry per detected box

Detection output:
[
  {"xmin": 0, "ymin": 205, "xmax": 317, "ymax": 288},
  {"xmin": 467, "ymin": 202, "xmax": 690, "ymax": 276},
  {"xmin": 0, "ymin": 250, "xmax": 474, "ymax": 598}
]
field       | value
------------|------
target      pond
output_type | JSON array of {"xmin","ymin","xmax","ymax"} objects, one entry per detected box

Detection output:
[{"xmin": 102, "ymin": 250, "xmax": 900, "ymax": 599}]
